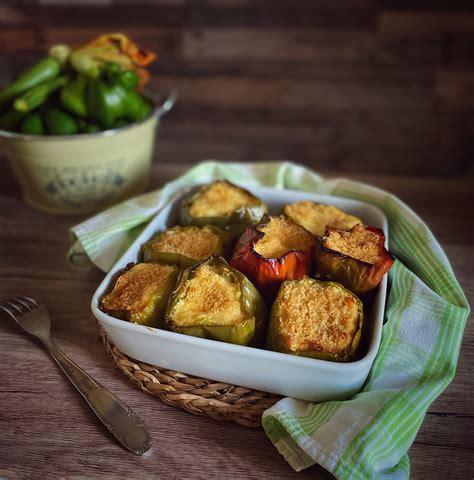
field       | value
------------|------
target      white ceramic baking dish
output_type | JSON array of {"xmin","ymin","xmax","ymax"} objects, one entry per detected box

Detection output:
[{"xmin": 91, "ymin": 185, "xmax": 388, "ymax": 402}]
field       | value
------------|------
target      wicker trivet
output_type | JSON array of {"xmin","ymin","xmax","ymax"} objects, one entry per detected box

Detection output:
[{"xmin": 101, "ymin": 330, "xmax": 282, "ymax": 428}]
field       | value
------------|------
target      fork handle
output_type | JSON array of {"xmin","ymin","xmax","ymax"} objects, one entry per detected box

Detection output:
[{"xmin": 39, "ymin": 335, "xmax": 152, "ymax": 455}]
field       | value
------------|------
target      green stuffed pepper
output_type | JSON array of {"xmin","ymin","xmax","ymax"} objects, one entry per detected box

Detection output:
[
  {"xmin": 142, "ymin": 225, "xmax": 229, "ymax": 268},
  {"xmin": 100, "ymin": 262, "xmax": 179, "ymax": 328},
  {"xmin": 266, "ymin": 276, "xmax": 363, "ymax": 362},
  {"xmin": 166, "ymin": 255, "xmax": 267, "ymax": 346},
  {"xmin": 282, "ymin": 201, "xmax": 362, "ymax": 238},
  {"xmin": 179, "ymin": 181, "xmax": 268, "ymax": 236}
]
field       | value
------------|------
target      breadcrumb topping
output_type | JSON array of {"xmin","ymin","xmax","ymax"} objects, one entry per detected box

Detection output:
[
  {"xmin": 171, "ymin": 264, "xmax": 247, "ymax": 327},
  {"xmin": 189, "ymin": 181, "xmax": 258, "ymax": 217},
  {"xmin": 101, "ymin": 263, "xmax": 177, "ymax": 314},
  {"xmin": 147, "ymin": 226, "xmax": 222, "ymax": 260},
  {"xmin": 283, "ymin": 201, "xmax": 361, "ymax": 237},
  {"xmin": 277, "ymin": 278, "xmax": 360, "ymax": 354},
  {"xmin": 323, "ymin": 224, "xmax": 381, "ymax": 264},
  {"xmin": 253, "ymin": 216, "xmax": 314, "ymax": 258}
]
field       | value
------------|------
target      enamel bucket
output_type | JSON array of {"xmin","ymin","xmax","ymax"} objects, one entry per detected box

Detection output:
[{"xmin": 0, "ymin": 91, "xmax": 176, "ymax": 215}]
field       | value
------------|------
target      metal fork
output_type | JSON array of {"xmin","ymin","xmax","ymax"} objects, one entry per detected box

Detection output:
[{"xmin": 0, "ymin": 296, "xmax": 152, "ymax": 456}]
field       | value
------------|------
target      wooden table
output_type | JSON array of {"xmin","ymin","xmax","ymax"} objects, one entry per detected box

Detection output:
[{"xmin": 0, "ymin": 163, "xmax": 472, "ymax": 479}]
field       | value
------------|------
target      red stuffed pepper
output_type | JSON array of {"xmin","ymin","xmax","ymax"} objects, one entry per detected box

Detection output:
[
  {"xmin": 230, "ymin": 215, "xmax": 316, "ymax": 297},
  {"xmin": 315, "ymin": 224, "xmax": 394, "ymax": 295}
]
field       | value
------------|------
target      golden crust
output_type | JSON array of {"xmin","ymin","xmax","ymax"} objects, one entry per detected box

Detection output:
[
  {"xmin": 101, "ymin": 263, "xmax": 177, "ymax": 314},
  {"xmin": 147, "ymin": 226, "xmax": 222, "ymax": 260},
  {"xmin": 323, "ymin": 224, "xmax": 381, "ymax": 264},
  {"xmin": 276, "ymin": 278, "xmax": 360, "ymax": 355},
  {"xmin": 283, "ymin": 201, "xmax": 362, "ymax": 237},
  {"xmin": 188, "ymin": 181, "xmax": 259, "ymax": 218},
  {"xmin": 253, "ymin": 215, "xmax": 314, "ymax": 258},
  {"xmin": 171, "ymin": 264, "xmax": 247, "ymax": 327}
]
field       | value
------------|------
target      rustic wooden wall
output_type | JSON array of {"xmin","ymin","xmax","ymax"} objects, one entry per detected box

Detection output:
[{"xmin": 1, "ymin": 0, "xmax": 473, "ymax": 176}]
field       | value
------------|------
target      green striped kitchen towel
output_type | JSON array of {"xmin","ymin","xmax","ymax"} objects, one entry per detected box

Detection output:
[{"xmin": 69, "ymin": 161, "xmax": 470, "ymax": 479}]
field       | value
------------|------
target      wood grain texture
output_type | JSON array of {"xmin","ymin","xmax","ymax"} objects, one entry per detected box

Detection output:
[
  {"xmin": 0, "ymin": 162, "xmax": 472, "ymax": 479},
  {"xmin": 0, "ymin": 0, "xmax": 473, "ymax": 176}
]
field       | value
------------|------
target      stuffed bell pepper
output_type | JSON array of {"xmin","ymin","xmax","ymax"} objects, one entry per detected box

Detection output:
[
  {"xmin": 165, "ymin": 255, "xmax": 267, "ymax": 346},
  {"xmin": 230, "ymin": 215, "xmax": 316, "ymax": 297},
  {"xmin": 179, "ymin": 180, "xmax": 267, "ymax": 234},
  {"xmin": 315, "ymin": 224, "xmax": 394, "ymax": 295},
  {"xmin": 266, "ymin": 276, "xmax": 363, "ymax": 361},
  {"xmin": 100, "ymin": 262, "xmax": 179, "ymax": 328},
  {"xmin": 142, "ymin": 225, "xmax": 229, "ymax": 268},
  {"xmin": 283, "ymin": 201, "xmax": 362, "ymax": 238}
]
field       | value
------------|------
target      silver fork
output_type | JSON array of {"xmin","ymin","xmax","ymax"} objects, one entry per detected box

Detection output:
[{"xmin": 0, "ymin": 296, "xmax": 152, "ymax": 456}]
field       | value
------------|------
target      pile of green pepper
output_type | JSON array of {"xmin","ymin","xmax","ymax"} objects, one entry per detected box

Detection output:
[{"xmin": 0, "ymin": 49, "xmax": 153, "ymax": 136}]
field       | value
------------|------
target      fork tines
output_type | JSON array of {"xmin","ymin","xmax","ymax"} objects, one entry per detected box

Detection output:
[{"xmin": 0, "ymin": 296, "xmax": 39, "ymax": 318}]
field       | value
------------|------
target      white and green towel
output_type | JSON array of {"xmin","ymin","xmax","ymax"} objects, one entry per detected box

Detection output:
[{"xmin": 69, "ymin": 161, "xmax": 470, "ymax": 479}]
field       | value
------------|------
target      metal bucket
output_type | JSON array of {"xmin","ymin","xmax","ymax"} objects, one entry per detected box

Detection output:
[{"xmin": 0, "ymin": 91, "xmax": 176, "ymax": 215}]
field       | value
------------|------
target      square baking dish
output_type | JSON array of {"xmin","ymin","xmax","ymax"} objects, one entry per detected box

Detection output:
[{"xmin": 91, "ymin": 185, "xmax": 389, "ymax": 402}]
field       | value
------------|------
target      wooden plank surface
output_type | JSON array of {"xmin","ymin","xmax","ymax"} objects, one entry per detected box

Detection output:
[
  {"xmin": 0, "ymin": 0, "xmax": 473, "ymax": 176},
  {"xmin": 0, "ymin": 162, "xmax": 472, "ymax": 479}
]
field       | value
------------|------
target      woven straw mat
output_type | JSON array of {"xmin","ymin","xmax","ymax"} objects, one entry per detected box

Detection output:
[{"xmin": 101, "ymin": 330, "xmax": 281, "ymax": 428}]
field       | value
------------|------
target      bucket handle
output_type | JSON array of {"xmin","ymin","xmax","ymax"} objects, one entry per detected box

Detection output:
[{"xmin": 153, "ymin": 90, "xmax": 178, "ymax": 119}]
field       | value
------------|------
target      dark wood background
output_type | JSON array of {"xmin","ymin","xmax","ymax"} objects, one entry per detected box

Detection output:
[{"xmin": 1, "ymin": 0, "xmax": 473, "ymax": 176}]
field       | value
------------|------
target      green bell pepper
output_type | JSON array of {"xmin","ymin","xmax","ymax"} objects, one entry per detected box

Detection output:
[
  {"xmin": 125, "ymin": 90, "xmax": 152, "ymax": 122},
  {"xmin": 60, "ymin": 77, "xmax": 88, "ymax": 117},
  {"xmin": 118, "ymin": 70, "xmax": 139, "ymax": 90},
  {"xmin": 43, "ymin": 108, "xmax": 79, "ymax": 135},
  {"xmin": 20, "ymin": 113, "xmax": 45, "ymax": 135},
  {"xmin": 86, "ymin": 65, "xmax": 152, "ymax": 129},
  {"xmin": 86, "ymin": 76, "xmax": 129, "ymax": 129}
]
